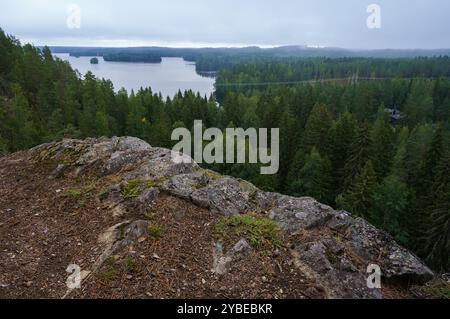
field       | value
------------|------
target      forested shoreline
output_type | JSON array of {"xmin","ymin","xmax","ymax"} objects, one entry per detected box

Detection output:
[
  {"xmin": 1, "ymin": 29, "xmax": 449, "ymax": 272},
  {"xmin": 49, "ymin": 45, "xmax": 450, "ymax": 73}
]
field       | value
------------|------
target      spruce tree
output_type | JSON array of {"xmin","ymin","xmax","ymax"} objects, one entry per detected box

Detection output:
[
  {"xmin": 286, "ymin": 149, "xmax": 306, "ymax": 192},
  {"xmin": 417, "ymin": 125, "xmax": 445, "ymax": 202},
  {"xmin": 290, "ymin": 147, "xmax": 333, "ymax": 204},
  {"xmin": 278, "ymin": 109, "xmax": 298, "ymax": 191},
  {"xmin": 425, "ymin": 199, "xmax": 450, "ymax": 272},
  {"xmin": 329, "ymin": 112, "xmax": 356, "ymax": 197},
  {"xmin": 371, "ymin": 107, "xmax": 395, "ymax": 179},
  {"xmin": 371, "ymin": 175, "xmax": 410, "ymax": 245},
  {"xmin": 404, "ymin": 80, "xmax": 434, "ymax": 127},
  {"xmin": 223, "ymin": 92, "xmax": 242, "ymax": 128},
  {"xmin": 391, "ymin": 127, "xmax": 410, "ymax": 182},
  {"xmin": 403, "ymin": 123, "xmax": 434, "ymax": 187},
  {"xmin": 411, "ymin": 126, "xmax": 445, "ymax": 252},
  {"xmin": 342, "ymin": 122, "xmax": 372, "ymax": 191},
  {"xmin": 302, "ymin": 103, "xmax": 333, "ymax": 155},
  {"xmin": 337, "ymin": 160, "xmax": 378, "ymax": 219},
  {"xmin": 424, "ymin": 153, "xmax": 450, "ymax": 271}
]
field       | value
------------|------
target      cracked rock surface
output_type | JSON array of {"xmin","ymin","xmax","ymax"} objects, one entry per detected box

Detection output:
[{"xmin": 0, "ymin": 137, "xmax": 434, "ymax": 299}]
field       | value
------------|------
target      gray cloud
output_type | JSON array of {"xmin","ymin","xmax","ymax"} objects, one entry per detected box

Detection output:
[{"xmin": 0, "ymin": 0, "xmax": 449, "ymax": 49}]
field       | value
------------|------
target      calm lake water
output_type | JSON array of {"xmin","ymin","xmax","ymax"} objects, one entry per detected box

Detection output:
[{"xmin": 54, "ymin": 54, "xmax": 215, "ymax": 98}]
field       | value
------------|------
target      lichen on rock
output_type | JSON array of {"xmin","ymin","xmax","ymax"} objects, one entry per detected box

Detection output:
[{"xmin": 3, "ymin": 137, "xmax": 435, "ymax": 299}]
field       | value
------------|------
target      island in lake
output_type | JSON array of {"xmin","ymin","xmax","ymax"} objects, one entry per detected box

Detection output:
[{"xmin": 90, "ymin": 57, "xmax": 99, "ymax": 64}]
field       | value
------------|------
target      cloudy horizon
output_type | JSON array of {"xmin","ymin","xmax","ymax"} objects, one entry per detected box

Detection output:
[{"xmin": 1, "ymin": 0, "xmax": 450, "ymax": 49}]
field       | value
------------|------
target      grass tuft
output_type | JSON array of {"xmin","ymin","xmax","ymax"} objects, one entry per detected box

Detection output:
[
  {"xmin": 147, "ymin": 224, "xmax": 164, "ymax": 238},
  {"xmin": 124, "ymin": 257, "xmax": 137, "ymax": 273},
  {"xmin": 214, "ymin": 214, "xmax": 282, "ymax": 248},
  {"xmin": 96, "ymin": 258, "xmax": 118, "ymax": 283},
  {"xmin": 121, "ymin": 184, "xmax": 141, "ymax": 199},
  {"xmin": 62, "ymin": 180, "xmax": 99, "ymax": 199}
]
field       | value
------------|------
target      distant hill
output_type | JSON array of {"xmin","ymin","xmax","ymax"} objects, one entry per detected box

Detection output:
[
  {"xmin": 49, "ymin": 45, "xmax": 450, "ymax": 73},
  {"xmin": 49, "ymin": 45, "xmax": 450, "ymax": 60}
]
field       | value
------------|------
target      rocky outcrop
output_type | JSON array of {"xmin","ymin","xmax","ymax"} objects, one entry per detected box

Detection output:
[
  {"xmin": 5, "ymin": 137, "xmax": 434, "ymax": 299},
  {"xmin": 212, "ymin": 239, "xmax": 252, "ymax": 275}
]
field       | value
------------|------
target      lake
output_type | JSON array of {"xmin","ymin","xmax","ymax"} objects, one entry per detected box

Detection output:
[{"xmin": 53, "ymin": 54, "xmax": 216, "ymax": 98}]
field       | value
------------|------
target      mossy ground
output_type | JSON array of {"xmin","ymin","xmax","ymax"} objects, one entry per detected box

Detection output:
[
  {"xmin": 214, "ymin": 214, "xmax": 282, "ymax": 248},
  {"xmin": 121, "ymin": 179, "xmax": 162, "ymax": 199}
]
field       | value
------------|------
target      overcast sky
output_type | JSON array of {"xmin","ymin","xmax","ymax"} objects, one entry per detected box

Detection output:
[{"xmin": 0, "ymin": 0, "xmax": 449, "ymax": 49}]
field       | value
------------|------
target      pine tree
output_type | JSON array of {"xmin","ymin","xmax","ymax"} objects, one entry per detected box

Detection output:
[
  {"xmin": 149, "ymin": 109, "xmax": 172, "ymax": 148},
  {"xmin": 125, "ymin": 93, "xmax": 147, "ymax": 138},
  {"xmin": 114, "ymin": 88, "xmax": 130, "ymax": 136},
  {"xmin": 47, "ymin": 108, "xmax": 65, "ymax": 140},
  {"xmin": 1, "ymin": 85, "xmax": 39, "ymax": 150},
  {"xmin": 95, "ymin": 111, "xmax": 110, "ymax": 137}
]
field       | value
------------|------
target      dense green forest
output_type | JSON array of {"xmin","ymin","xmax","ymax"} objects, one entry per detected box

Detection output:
[
  {"xmin": 1, "ymin": 29, "xmax": 449, "ymax": 272},
  {"xmin": 103, "ymin": 53, "xmax": 162, "ymax": 63},
  {"xmin": 214, "ymin": 56, "xmax": 450, "ymax": 101}
]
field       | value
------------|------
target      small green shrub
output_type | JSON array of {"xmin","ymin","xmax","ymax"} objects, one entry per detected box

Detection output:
[
  {"xmin": 147, "ymin": 224, "xmax": 164, "ymax": 238},
  {"xmin": 63, "ymin": 180, "xmax": 99, "ymax": 198},
  {"xmin": 145, "ymin": 181, "xmax": 159, "ymax": 188},
  {"xmin": 63, "ymin": 188, "xmax": 83, "ymax": 198},
  {"xmin": 124, "ymin": 257, "xmax": 137, "ymax": 273},
  {"xmin": 96, "ymin": 258, "xmax": 117, "ymax": 283},
  {"xmin": 128, "ymin": 179, "xmax": 147, "ymax": 184},
  {"xmin": 144, "ymin": 211, "xmax": 155, "ymax": 220},
  {"xmin": 121, "ymin": 184, "xmax": 141, "ymax": 199}
]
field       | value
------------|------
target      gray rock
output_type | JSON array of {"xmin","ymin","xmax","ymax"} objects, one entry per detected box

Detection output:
[
  {"xmin": 385, "ymin": 246, "xmax": 434, "ymax": 283},
  {"xmin": 293, "ymin": 238, "xmax": 383, "ymax": 299},
  {"xmin": 212, "ymin": 239, "xmax": 252, "ymax": 275},
  {"xmin": 191, "ymin": 177, "xmax": 255, "ymax": 215},
  {"xmin": 26, "ymin": 137, "xmax": 435, "ymax": 298},
  {"xmin": 297, "ymin": 242, "xmax": 333, "ymax": 274},
  {"xmin": 344, "ymin": 218, "xmax": 434, "ymax": 283},
  {"xmin": 268, "ymin": 196, "xmax": 335, "ymax": 234},
  {"xmin": 113, "ymin": 220, "xmax": 150, "ymax": 251},
  {"xmin": 160, "ymin": 171, "xmax": 210, "ymax": 200},
  {"xmin": 136, "ymin": 188, "xmax": 159, "ymax": 207}
]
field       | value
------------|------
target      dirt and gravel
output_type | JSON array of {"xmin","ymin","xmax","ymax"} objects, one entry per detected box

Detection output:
[
  {"xmin": 0, "ymin": 150, "xmax": 316, "ymax": 299},
  {"xmin": 0, "ymin": 137, "xmax": 443, "ymax": 299}
]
